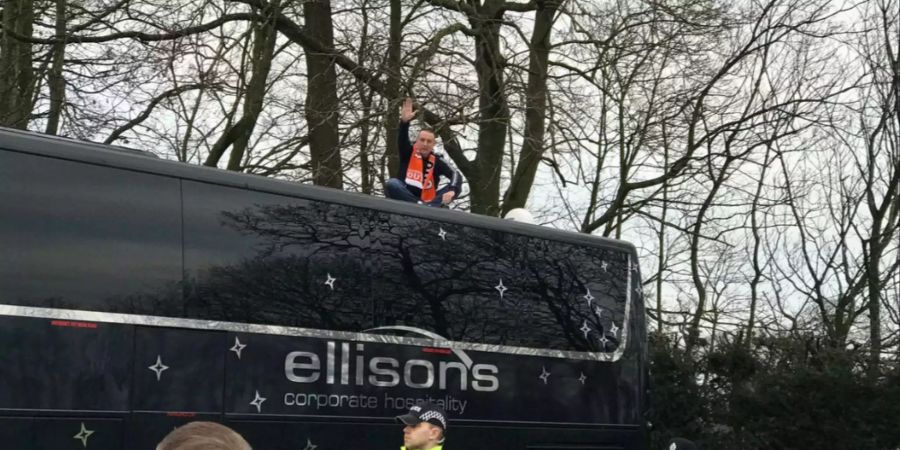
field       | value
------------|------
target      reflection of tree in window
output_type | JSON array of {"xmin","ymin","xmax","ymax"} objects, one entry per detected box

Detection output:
[
  {"xmin": 186, "ymin": 202, "xmax": 375, "ymax": 333},
  {"xmin": 191, "ymin": 200, "xmax": 628, "ymax": 353}
]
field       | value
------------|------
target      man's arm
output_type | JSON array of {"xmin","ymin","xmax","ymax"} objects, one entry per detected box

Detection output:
[
  {"xmin": 396, "ymin": 98, "xmax": 415, "ymax": 175},
  {"xmin": 435, "ymin": 156, "xmax": 463, "ymax": 196},
  {"xmin": 398, "ymin": 120, "xmax": 412, "ymax": 155}
]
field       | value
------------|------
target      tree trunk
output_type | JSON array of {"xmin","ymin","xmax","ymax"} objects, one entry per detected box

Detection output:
[
  {"xmin": 45, "ymin": 0, "xmax": 66, "ymax": 135},
  {"xmin": 685, "ymin": 153, "xmax": 736, "ymax": 355},
  {"xmin": 0, "ymin": 0, "xmax": 35, "ymax": 129},
  {"xmin": 226, "ymin": 6, "xmax": 278, "ymax": 171},
  {"xmin": 867, "ymin": 235, "xmax": 884, "ymax": 378},
  {"xmin": 204, "ymin": 6, "xmax": 277, "ymax": 169},
  {"xmin": 746, "ymin": 143, "xmax": 772, "ymax": 347},
  {"xmin": 356, "ymin": 1, "xmax": 375, "ymax": 194},
  {"xmin": 304, "ymin": 0, "xmax": 343, "ymax": 189},
  {"xmin": 865, "ymin": 5, "xmax": 900, "ymax": 379},
  {"xmin": 656, "ymin": 123, "xmax": 669, "ymax": 334},
  {"xmin": 501, "ymin": 0, "xmax": 557, "ymax": 215},
  {"xmin": 469, "ymin": 4, "xmax": 508, "ymax": 216},
  {"xmin": 383, "ymin": 0, "xmax": 402, "ymax": 179}
]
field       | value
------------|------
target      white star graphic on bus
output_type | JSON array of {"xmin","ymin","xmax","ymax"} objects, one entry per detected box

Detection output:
[
  {"xmin": 595, "ymin": 306, "xmax": 603, "ymax": 318},
  {"xmin": 303, "ymin": 438, "xmax": 318, "ymax": 450},
  {"xmin": 230, "ymin": 337, "xmax": 246, "ymax": 359},
  {"xmin": 250, "ymin": 390, "xmax": 266, "ymax": 413},
  {"xmin": 580, "ymin": 320, "xmax": 592, "ymax": 338},
  {"xmin": 636, "ymin": 283, "xmax": 643, "ymax": 296},
  {"xmin": 324, "ymin": 273, "xmax": 336, "ymax": 290},
  {"xmin": 538, "ymin": 366, "xmax": 551, "ymax": 384},
  {"xmin": 578, "ymin": 372, "xmax": 587, "ymax": 385},
  {"xmin": 73, "ymin": 422, "xmax": 94, "ymax": 447},
  {"xmin": 495, "ymin": 279, "xmax": 507, "ymax": 299},
  {"xmin": 438, "ymin": 227, "xmax": 447, "ymax": 241},
  {"xmin": 610, "ymin": 322, "xmax": 620, "ymax": 336},
  {"xmin": 601, "ymin": 260, "xmax": 609, "ymax": 271},
  {"xmin": 599, "ymin": 335, "xmax": 609, "ymax": 348},
  {"xmin": 583, "ymin": 289, "xmax": 594, "ymax": 307},
  {"xmin": 149, "ymin": 355, "xmax": 169, "ymax": 381}
]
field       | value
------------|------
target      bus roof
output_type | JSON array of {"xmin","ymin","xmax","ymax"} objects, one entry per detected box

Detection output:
[{"xmin": 0, "ymin": 126, "xmax": 636, "ymax": 256}]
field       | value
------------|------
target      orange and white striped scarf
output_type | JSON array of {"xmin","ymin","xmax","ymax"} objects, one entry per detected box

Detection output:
[{"xmin": 404, "ymin": 146, "xmax": 437, "ymax": 202}]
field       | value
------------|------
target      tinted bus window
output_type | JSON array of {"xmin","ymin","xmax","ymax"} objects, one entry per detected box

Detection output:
[
  {"xmin": 0, "ymin": 150, "xmax": 182, "ymax": 312},
  {"xmin": 182, "ymin": 181, "xmax": 375, "ymax": 331},
  {"xmin": 368, "ymin": 214, "xmax": 630, "ymax": 354},
  {"xmin": 182, "ymin": 181, "xmax": 631, "ymax": 357}
]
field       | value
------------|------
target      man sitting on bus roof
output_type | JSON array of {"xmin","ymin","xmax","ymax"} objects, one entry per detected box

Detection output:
[
  {"xmin": 397, "ymin": 403, "xmax": 448, "ymax": 450},
  {"xmin": 385, "ymin": 98, "xmax": 463, "ymax": 208}
]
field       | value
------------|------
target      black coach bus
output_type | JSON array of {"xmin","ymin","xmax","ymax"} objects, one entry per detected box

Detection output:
[{"xmin": 0, "ymin": 126, "xmax": 648, "ymax": 450}]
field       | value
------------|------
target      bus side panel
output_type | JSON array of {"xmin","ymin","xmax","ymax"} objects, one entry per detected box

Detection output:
[
  {"xmin": 32, "ymin": 417, "xmax": 123, "ymax": 450},
  {"xmin": 0, "ymin": 417, "xmax": 32, "ymax": 449},
  {"xmin": 132, "ymin": 326, "xmax": 227, "ymax": 413},
  {"xmin": 0, "ymin": 315, "xmax": 132, "ymax": 412},
  {"xmin": 231, "ymin": 420, "xmax": 399, "ymax": 450},
  {"xmin": 228, "ymin": 421, "xmax": 639, "ymax": 450},
  {"xmin": 126, "ymin": 412, "xmax": 221, "ymax": 450}
]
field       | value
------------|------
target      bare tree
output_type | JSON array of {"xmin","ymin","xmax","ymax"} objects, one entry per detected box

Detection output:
[
  {"xmin": 849, "ymin": 0, "xmax": 900, "ymax": 377},
  {"xmin": 500, "ymin": 0, "xmax": 560, "ymax": 215},
  {"xmin": 203, "ymin": 1, "xmax": 279, "ymax": 171}
]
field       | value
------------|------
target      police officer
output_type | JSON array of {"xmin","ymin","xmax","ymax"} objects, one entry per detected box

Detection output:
[{"xmin": 396, "ymin": 403, "xmax": 448, "ymax": 450}]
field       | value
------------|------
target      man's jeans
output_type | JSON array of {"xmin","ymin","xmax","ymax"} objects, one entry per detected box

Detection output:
[{"xmin": 385, "ymin": 178, "xmax": 451, "ymax": 207}]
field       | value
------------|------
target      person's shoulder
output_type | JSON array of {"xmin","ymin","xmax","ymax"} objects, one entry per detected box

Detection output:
[
  {"xmin": 435, "ymin": 154, "xmax": 458, "ymax": 173},
  {"xmin": 434, "ymin": 154, "xmax": 454, "ymax": 170}
]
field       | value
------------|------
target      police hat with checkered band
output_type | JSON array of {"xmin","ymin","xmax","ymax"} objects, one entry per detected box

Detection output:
[{"xmin": 396, "ymin": 403, "xmax": 448, "ymax": 430}]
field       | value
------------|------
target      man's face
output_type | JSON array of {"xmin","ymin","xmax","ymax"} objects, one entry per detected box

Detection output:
[
  {"xmin": 415, "ymin": 130, "xmax": 436, "ymax": 156},
  {"xmin": 403, "ymin": 422, "xmax": 440, "ymax": 450}
]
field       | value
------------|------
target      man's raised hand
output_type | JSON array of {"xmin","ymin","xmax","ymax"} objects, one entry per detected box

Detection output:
[{"xmin": 400, "ymin": 97, "xmax": 415, "ymax": 123}]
